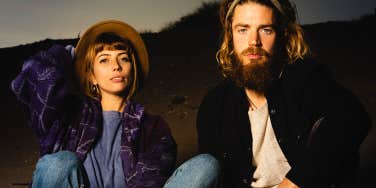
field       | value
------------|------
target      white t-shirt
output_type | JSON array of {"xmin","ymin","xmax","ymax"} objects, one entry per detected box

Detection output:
[{"xmin": 249, "ymin": 103, "xmax": 291, "ymax": 188}]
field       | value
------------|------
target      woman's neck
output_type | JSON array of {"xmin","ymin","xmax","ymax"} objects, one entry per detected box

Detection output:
[{"xmin": 100, "ymin": 93, "xmax": 127, "ymax": 112}]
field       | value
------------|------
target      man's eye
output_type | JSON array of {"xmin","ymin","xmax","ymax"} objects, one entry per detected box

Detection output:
[
  {"xmin": 238, "ymin": 28, "xmax": 247, "ymax": 34},
  {"xmin": 261, "ymin": 28, "xmax": 274, "ymax": 35}
]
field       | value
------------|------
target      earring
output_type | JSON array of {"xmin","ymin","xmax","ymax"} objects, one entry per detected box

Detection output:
[{"xmin": 91, "ymin": 84, "xmax": 100, "ymax": 98}]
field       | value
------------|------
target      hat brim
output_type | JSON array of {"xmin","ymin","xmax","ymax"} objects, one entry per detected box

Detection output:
[{"xmin": 75, "ymin": 20, "xmax": 149, "ymax": 81}]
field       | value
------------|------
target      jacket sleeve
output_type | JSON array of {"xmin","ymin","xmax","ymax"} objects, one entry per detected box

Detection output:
[
  {"xmin": 124, "ymin": 115, "xmax": 177, "ymax": 188},
  {"xmin": 285, "ymin": 65, "xmax": 372, "ymax": 187},
  {"xmin": 196, "ymin": 88, "xmax": 222, "ymax": 158},
  {"xmin": 10, "ymin": 45, "xmax": 73, "ymax": 139}
]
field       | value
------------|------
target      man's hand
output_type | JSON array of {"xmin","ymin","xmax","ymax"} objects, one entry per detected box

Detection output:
[{"xmin": 277, "ymin": 178, "xmax": 299, "ymax": 188}]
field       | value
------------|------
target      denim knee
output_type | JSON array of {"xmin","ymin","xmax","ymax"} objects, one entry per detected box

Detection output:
[
  {"xmin": 184, "ymin": 154, "xmax": 220, "ymax": 175},
  {"xmin": 32, "ymin": 151, "xmax": 85, "ymax": 188},
  {"xmin": 164, "ymin": 154, "xmax": 220, "ymax": 188}
]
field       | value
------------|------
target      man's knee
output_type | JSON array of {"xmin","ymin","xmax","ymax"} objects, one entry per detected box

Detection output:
[
  {"xmin": 188, "ymin": 154, "xmax": 220, "ymax": 174},
  {"xmin": 164, "ymin": 154, "xmax": 220, "ymax": 188}
]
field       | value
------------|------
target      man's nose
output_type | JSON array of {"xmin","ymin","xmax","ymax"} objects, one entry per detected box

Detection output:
[{"xmin": 248, "ymin": 30, "xmax": 261, "ymax": 47}]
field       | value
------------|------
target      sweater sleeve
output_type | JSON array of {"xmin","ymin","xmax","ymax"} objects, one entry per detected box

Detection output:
[
  {"xmin": 10, "ymin": 45, "xmax": 73, "ymax": 139},
  {"xmin": 123, "ymin": 114, "xmax": 177, "ymax": 188}
]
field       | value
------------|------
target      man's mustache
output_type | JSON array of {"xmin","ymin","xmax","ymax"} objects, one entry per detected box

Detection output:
[{"xmin": 241, "ymin": 47, "xmax": 270, "ymax": 57}]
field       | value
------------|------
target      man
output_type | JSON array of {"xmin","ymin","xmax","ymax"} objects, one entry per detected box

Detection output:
[{"xmin": 197, "ymin": 0, "xmax": 371, "ymax": 187}]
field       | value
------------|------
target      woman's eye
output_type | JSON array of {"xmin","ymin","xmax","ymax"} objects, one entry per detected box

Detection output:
[
  {"xmin": 120, "ymin": 57, "xmax": 130, "ymax": 62},
  {"xmin": 99, "ymin": 59, "xmax": 108, "ymax": 63}
]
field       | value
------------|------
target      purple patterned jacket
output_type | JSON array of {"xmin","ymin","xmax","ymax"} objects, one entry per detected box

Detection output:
[{"xmin": 11, "ymin": 45, "xmax": 177, "ymax": 188}]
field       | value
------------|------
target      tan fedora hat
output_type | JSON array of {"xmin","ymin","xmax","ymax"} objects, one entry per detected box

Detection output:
[{"xmin": 75, "ymin": 20, "xmax": 149, "ymax": 82}]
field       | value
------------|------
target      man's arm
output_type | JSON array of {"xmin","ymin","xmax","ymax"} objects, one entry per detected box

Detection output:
[
  {"xmin": 197, "ymin": 88, "xmax": 222, "ymax": 157},
  {"xmin": 284, "ymin": 64, "xmax": 371, "ymax": 187}
]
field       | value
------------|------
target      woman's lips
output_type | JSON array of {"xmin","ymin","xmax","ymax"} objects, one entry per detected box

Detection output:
[{"xmin": 111, "ymin": 76, "xmax": 125, "ymax": 82}]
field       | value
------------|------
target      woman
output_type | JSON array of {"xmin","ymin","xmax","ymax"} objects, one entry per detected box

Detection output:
[{"xmin": 11, "ymin": 20, "xmax": 219, "ymax": 188}]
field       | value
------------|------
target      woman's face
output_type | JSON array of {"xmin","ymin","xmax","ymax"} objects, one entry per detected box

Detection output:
[{"xmin": 91, "ymin": 49, "xmax": 132, "ymax": 97}]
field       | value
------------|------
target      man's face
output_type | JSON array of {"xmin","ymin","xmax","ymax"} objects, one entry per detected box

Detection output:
[
  {"xmin": 231, "ymin": 1, "xmax": 277, "ymax": 92},
  {"xmin": 232, "ymin": 1, "xmax": 276, "ymax": 65}
]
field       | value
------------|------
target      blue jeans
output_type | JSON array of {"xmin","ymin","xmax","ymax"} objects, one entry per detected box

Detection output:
[
  {"xmin": 164, "ymin": 154, "xmax": 220, "ymax": 188},
  {"xmin": 32, "ymin": 151, "xmax": 86, "ymax": 188},
  {"xmin": 32, "ymin": 152, "xmax": 220, "ymax": 188}
]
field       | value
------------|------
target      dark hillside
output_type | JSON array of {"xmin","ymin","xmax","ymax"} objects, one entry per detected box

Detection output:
[{"xmin": 0, "ymin": 2, "xmax": 375, "ymax": 187}]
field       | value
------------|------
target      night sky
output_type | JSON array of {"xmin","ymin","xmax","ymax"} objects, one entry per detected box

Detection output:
[{"xmin": 1, "ymin": 0, "xmax": 375, "ymax": 48}]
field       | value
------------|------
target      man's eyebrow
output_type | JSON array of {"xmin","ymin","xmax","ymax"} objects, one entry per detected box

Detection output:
[
  {"xmin": 259, "ymin": 24, "xmax": 276, "ymax": 28},
  {"xmin": 233, "ymin": 23, "xmax": 275, "ymax": 28},
  {"xmin": 233, "ymin": 23, "xmax": 250, "ymax": 28}
]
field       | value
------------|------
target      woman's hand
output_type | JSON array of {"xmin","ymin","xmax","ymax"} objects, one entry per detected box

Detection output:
[
  {"xmin": 278, "ymin": 178, "xmax": 299, "ymax": 188},
  {"xmin": 65, "ymin": 45, "xmax": 75, "ymax": 59}
]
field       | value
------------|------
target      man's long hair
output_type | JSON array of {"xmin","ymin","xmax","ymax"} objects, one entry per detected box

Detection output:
[{"xmin": 216, "ymin": 0, "xmax": 310, "ymax": 79}]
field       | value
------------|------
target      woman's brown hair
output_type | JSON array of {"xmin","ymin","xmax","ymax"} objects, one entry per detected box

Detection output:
[{"xmin": 75, "ymin": 32, "xmax": 139, "ymax": 100}]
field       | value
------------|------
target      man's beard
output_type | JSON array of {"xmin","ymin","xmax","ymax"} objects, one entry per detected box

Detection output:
[{"xmin": 231, "ymin": 47, "xmax": 275, "ymax": 94}]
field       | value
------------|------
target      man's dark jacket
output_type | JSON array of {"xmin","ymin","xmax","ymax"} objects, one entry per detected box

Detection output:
[{"xmin": 197, "ymin": 61, "xmax": 371, "ymax": 188}]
